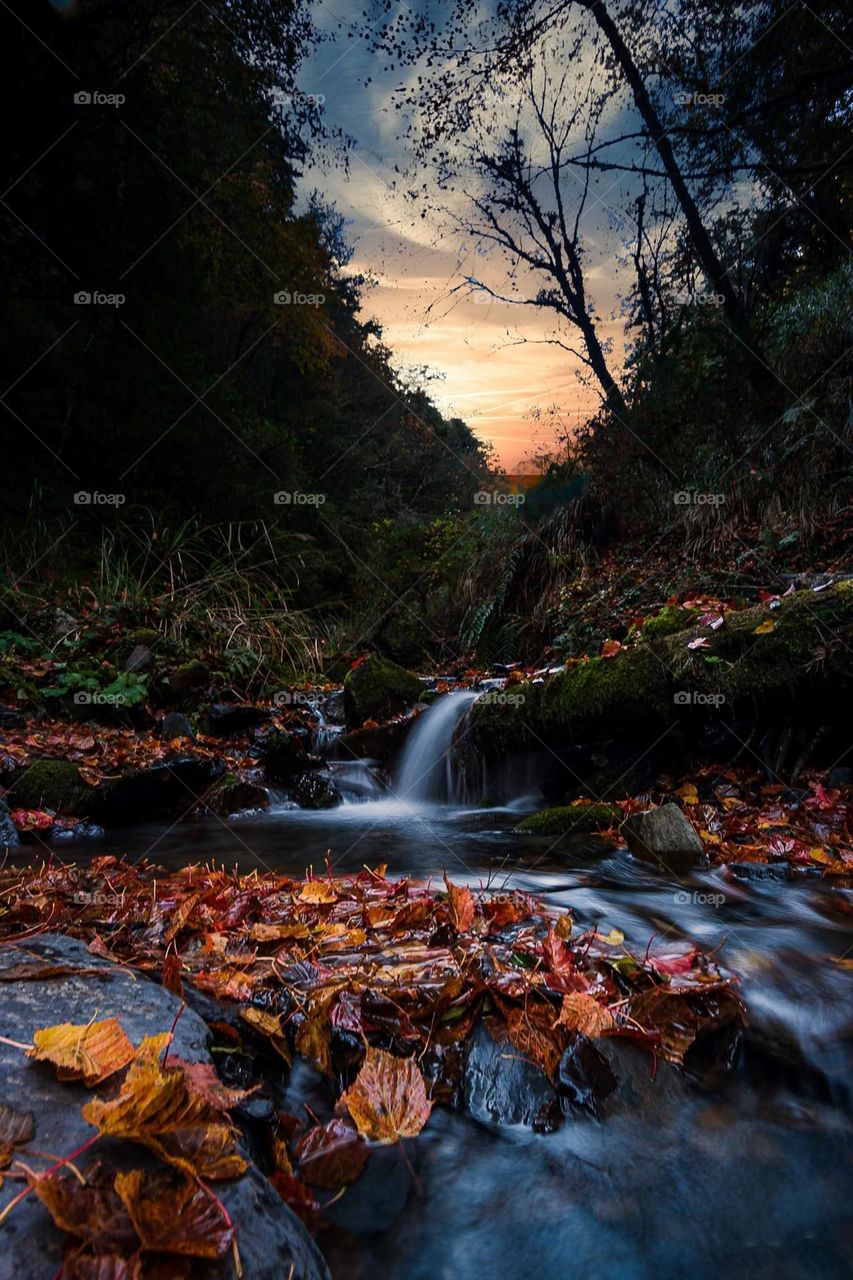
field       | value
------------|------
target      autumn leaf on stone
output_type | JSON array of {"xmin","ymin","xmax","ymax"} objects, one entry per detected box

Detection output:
[
  {"xmin": 556, "ymin": 993, "xmax": 615, "ymax": 1038},
  {"xmin": 295, "ymin": 1009, "xmax": 333, "ymax": 1077},
  {"xmin": 0, "ymin": 1102, "xmax": 34, "ymax": 1169},
  {"xmin": 443, "ymin": 872, "xmax": 475, "ymax": 932},
  {"xmin": 114, "ymin": 1168, "xmax": 235, "ymax": 1258},
  {"xmin": 63, "ymin": 1256, "xmax": 146, "ymax": 1280},
  {"xmin": 298, "ymin": 879, "xmax": 338, "ymax": 904},
  {"xmin": 167, "ymin": 1057, "xmax": 256, "ymax": 1111},
  {"xmin": 342, "ymin": 1046, "xmax": 432, "ymax": 1143},
  {"xmin": 271, "ymin": 1171, "xmax": 319, "ymax": 1221},
  {"xmin": 30, "ymin": 1161, "xmax": 139, "ymax": 1254},
  {"xmin": 506, "ymin": 1006, "xmax": 564, "ymax": 1079},
  {"xmin": 27, "ymin": 1018, "xmax": 135, "ymax": 1086},
  {"xmin": 239, "ymin": 1007, "xmax": 292, "ymax": 1063},
  {"xmin": 81, "ymin": 1048, "xmax": 248, "ymax": 1180},
  {"xmin": 296, "ymin": 1117, "xmax": 368, "ymax": 1188}
]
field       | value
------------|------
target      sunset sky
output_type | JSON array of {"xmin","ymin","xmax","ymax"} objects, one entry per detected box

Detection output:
[{"xmin": 303, "ymin": 7, "xmax": 634, "ymax": 471}]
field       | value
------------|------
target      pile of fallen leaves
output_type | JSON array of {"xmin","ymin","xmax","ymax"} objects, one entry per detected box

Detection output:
[{"xmin": 0, "ymin": 861, "xmax": 745, "ymax": 1255}]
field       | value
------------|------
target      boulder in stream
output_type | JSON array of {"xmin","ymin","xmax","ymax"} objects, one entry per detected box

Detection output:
[
  {"xmin": 343, "ymin": 654, "xmax": 422, "ymax": 729},
  {"xmin": 0, "ymin": 795, "xmax": 19, "ymax": 846},
  {"xmin": 621, "ymin": 802, "xmax": 708, "ymax": 870},
  {"xmin": 0, "ymin": 934, "xmax": 330, "ymax": 1280}
]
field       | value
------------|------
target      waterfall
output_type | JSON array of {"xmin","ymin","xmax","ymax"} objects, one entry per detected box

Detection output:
[{"xmin": 394, "ymin": 690, "xmax": 481, "ymax": 804}]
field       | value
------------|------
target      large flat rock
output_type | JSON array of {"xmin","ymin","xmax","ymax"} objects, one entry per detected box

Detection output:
[{"xmin": 0, "ymin": 934, "xmax": 329, "ymax": 1280}]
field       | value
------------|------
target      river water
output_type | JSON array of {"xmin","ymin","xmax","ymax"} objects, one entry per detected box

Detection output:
[{"xmin": 32, "ymin": 693, "xmax": 853, "ymax": 1278}]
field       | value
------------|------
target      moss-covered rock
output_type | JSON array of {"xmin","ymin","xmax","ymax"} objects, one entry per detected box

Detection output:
[
  {"xmin": 343, "ymin": 654, "xmax": 422, "ymax": 729},
  {"xmin": 470, "ymin": 581, "xmax": 853, "ymax": 760},
  {"xmin": 166, "ymin": 659, "xmax": 210, "ymax": 701},
  {"xmin": 206, "ymin": 773, "xmax": 268, "ymax": 816},
  {"xmin": 8, "ymin": 761, "xmax": 90, "ymax": 814},
  {"xmin": 516, "ymin": 802, "xmax": 621, "ymax": 835}
]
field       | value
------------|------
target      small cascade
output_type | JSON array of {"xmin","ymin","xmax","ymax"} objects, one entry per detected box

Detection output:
[
  {"xmin": 309, "ymin": 698, "xmax": 343, "ymax": 756},
  {"xmin": 330, "ymin": 759, "xmax": 386, "ymax": 804},
  {"xmin": 394, "ymin": 690, "xmax": 481, "ymax": 804}
]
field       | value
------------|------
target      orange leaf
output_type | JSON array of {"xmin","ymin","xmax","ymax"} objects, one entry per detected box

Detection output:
[
  {"xmin": 114, "ymin": 1168, "xmax": 235, "ymax": 1258},
  {"xmin": 0, "ymin": 1103, "xmax": 34, "ymax": 1169},
  {"xmin": 296, "ymin": 1117, "xmax": 368, "ymax": 1188},
  {"xmin": 443, "ymin": 871, "xmax": 475, "ymax": 932},
  {"xmin": 30, "ymin": 1161, "xmax": 139, "ymax": 1253},
  {"xmin": 556, "ymin": 993, "xmax": 615, "ymax": 1038},
  {"xmin": 342, "ymin": 1046, "xmax": 432, "ymax": 1143},
  {"xmin": 27, "ymin": 1018, "xmax": 134, "ymax": 1086},
  {"xmin": 81, "ymin": 1040, "xmax": 248, "ymax": 1181},
  {"xmin": 600, "ymin": 639, "xmax": 622, "ymax": 658}
]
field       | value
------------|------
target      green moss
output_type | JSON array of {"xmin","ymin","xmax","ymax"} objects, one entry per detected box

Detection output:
[
  {"xmin": 9, "ymin": 760, "xmax": 88, "ymax": 813},
  {"xmin": 167, "ymin": 659, "xmax": 209, "ymax": 698},
  {"xmin": 343, "ymin": 654, "xmax": 422, "ymax": 726},
  {"xmin": 516, "ymin": 802, "xmax": 621, "ymax": 835},
  {"xmin": 637, "ymin": 605, "xmax": 700, "ymax": 639}
]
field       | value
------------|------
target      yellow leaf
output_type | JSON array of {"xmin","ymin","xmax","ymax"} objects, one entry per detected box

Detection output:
[
  {"xmin": 753, "ymin": 619, "xmax": 775, "ymax": 635},
  {"xmin": 342, "ymin": 1047, "xmax": 431, "ymax": 1144},
  {"xmin": 554, "ymin": 914, "xmax": 573, "ymax": 941},
  {"xmin": 676, "ymin": 783, "xmax": 699, "ymax": 805},
  {"xmin": 600, "ymin": 927, "xmax": 624, "ymax": 946},
  {"xmin": 27, "ymin": 1018, "xmax": 134, "ymax": 1086}
]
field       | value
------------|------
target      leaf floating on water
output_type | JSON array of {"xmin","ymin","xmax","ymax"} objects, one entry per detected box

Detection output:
[
  {"xmin": 27, "ymin": 1018, "xmax": 135, "ymax": 1086},
  {"xmin": 114, "ymin": 1168, "xmax": 235, "ymax": 1258},
  {"xmin": 342, "ymin": 1046, "xmax": 432, "ymax": 1144}
]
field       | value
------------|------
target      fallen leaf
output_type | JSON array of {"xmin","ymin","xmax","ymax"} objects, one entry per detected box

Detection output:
[
  {"xmin": 296, "ymin": 1117, "xmax": 368, "ymax": 1188},
  {"xmin": 114, "ymin": 1167, "xmax": 235, "ymax": 1258},
  {"xmin": 30, "ymin": 1162, "xmax": 139, "ymax": 1253},
  {"xmin": 27, "ymin": 1018, "xmax": 134, "ymax": 1086},
  {"xmin": 0, "ymin": 1102, "xmax": 34, "ymax": 1168},
  {"xmin": 557, "ymin": 993, "xmax": 615, "ymax": 1038},
  {"xmin": 601, "ymin": 639, "xmax": 622, "ymax": 658},
  {"xmin": 342, "ymin": 1046, "xmax": 432, "ymax": 1143},
  {"xmin": 443, "ymin": 872, "xmax": 475, "ymax": 932},
  {"xmin": 753, "ymin": 619, "xmax": 775, "ymax": 635}
]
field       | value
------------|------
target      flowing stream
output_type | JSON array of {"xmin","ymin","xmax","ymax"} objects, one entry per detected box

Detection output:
[{"xmin": 28, "ymin": 694, "xmax": 853, "ymax": 1278}]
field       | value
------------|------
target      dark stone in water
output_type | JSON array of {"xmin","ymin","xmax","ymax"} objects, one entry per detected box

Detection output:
[
  {"xmin": 289, "ymin": 770, "xmax": 341, "ymax": 809},
  {"xmin": 728, "ymin": 861, "xmax": 790, "ymax": 882},
  {"xmin": 463, "ymin": 1023, "xmax": 559, "ymax": 1129},
  {"xmin": 89, "ymin": 756, "xmax": 225, "ymax": 823},
  {"xmin": 557, "ymin": 1034, "xmax": 618, "ymax": 1118},
  {"xmin": 205, "ymin": 703, "xmax": 272, "ymax": 735},
  {"xmin": 621, "ymin": 802, "xmax": 709, "ymax": 870},
  {"xmin": 257, "ymin": 727, "xmax": 319, "ymax": 781},
  {"xmin": 0, "ymin": 703, "xmax": 26, "ymax": 728},
  {"xmin": 0, "ymin": 796, "xmax": 19, "ymax": 846}
]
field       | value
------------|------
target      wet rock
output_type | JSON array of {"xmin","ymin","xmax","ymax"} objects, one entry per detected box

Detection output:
[
  {"xmin": 88, "ymin": 757, "xmax": 225, "ymax": 823},
  {"xmin": 727, "ymin": 861, "xmax": 790, "ymax": 883},
  {"xmin": 52, "ymin": 820, "xmax": 105, "ymax": 842},
  {"xmin": 289, "ymin": 770, "xmax": 341, "ymax": 810},
  {"xmin": 160, "ymin": 710, "xmax": 195, "ymax": 740},
  {"xmin": 206, "ymin": 773, "xmax": 269, "ymax": 816},
  {"xmin": 827, "ymin": 766, "xmax": 851, "ymax": 789},
  {"xmin": 124, "ymin": 642, "xmax": 153, "ymax": 672},
  {"xmin": 257, "ymin": 727, "xmax": 318, "ymax": 781},
  {"xmin": 0, "ymin": 935, "xmax": 329, "ymax": 1280},
  {"xmin": 336, "ymin": 715, "xmax": 415, "ymax": 765},
  {"xmin": 0, "ymin": 796, "xmax": 19, "ymax": 846},
  {"xmin": 320, "ymin": 688, "xmax": 345, "ymax": 725},
  {"xmin": 621, "ymin": 802, "xmax": 708, "ymax": 870},
  {"xmin": 205, "ymin": 703, "xmax": 272, "ymax": 736},
  {"xmin": 590, "ymin": 1038, "xmax": 688, "ymax": 1118},
  {"xmin": 343, "ymin": 654, "xmax": 422, "ymax": 729},
  {"xmin": 7, "ymin": 760, "xmax": 90, "ymax": 815},
  {"xmin": 556, "ymin": 1034, "xmax": 617, "ymax": 1118},
  {"xmin": 0, "ymin": 703, "xmax": 26, "ymax": 728},
  {"xmin": 463, "ymin": 1023, "xmax": 558, "ymax": 1129},
  {"xmin": 53, "ymin": 607, "xmax": 78, "ymax": 639}
]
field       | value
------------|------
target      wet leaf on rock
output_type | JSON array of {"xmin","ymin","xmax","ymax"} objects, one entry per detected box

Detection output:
[
  {"xmin": 556, "ymin": 1034, "xmax": 618, "ymax": 1118},
  {"xmin": 114, "ymin": 1168, "xmax": 235, "ymax": 1258},
  {"xmin": 342, "ymin": 1046, "xmax": 432, "ymax": 1143},
  {"xmin": 296, "ymin": 1117, "xmax": 368, "ymax": 1188},
  {"xmin": 27, "ymin": 1018, "xmax": 135, "ymax": 1086}
]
